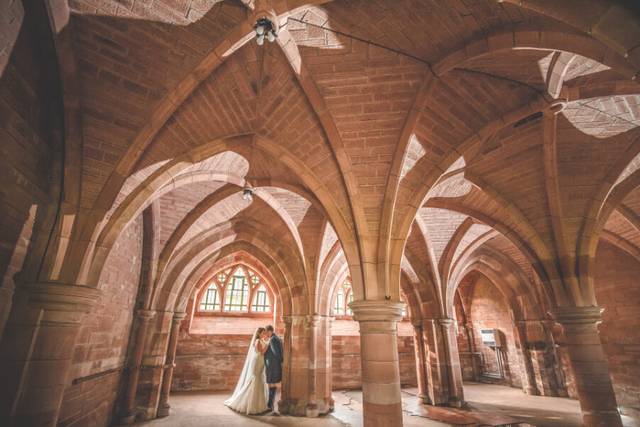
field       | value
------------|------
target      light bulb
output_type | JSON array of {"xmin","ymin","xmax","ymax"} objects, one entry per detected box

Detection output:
[
  {"xmin": 256, "ymin": 34, "xmax": 265, "ymax": 45},
  {"xmin": 256, "ymin": 24, "xmax": 265, "ymax": 36},
  {"xmin": 242, "ymin": 186, "xmax": 254, "ymax": 202},
  {"xmin": 267, "ymin": 30, "xmax": 276, "ymax": 42}
]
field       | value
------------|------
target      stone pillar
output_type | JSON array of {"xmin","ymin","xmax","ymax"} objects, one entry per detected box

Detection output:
[
  {"xmin": 119, "ymin": 309, "xmax": 155, "ymax": 424},
  {"xmin": 438, "ymin": 318, "xmax": 464, "ymax": 407},
  {"xmin": 307, "ymin": 314, "xmax": 333, "ymax": 416},
  {"xmin": 514, "ymin": 320, "xmax": 539, "ymax": 395},
  {"xmin": 351, "ymin": 300, "xmax": 404, "ymax": 427},
  {"xmin": 157, "ymin": 312, "xmax": 186, "ymax": 417},
  {"xmin": 0, "ymin": 281, "xmax": 15, "ymax": 340},
  {"xmin": 463, "ymin": 322, "xmax": 481, "ymax": 380},
  {"xmin": 421, "ymin": 318, "xmax": 464, "ymax": 406},
  {"xmin": 411, "ymin": 321, "xmax": 429, "ymax": 404},
  {"xmin": 516, "ymin": 319, "xmax": 564, "ymax": 397},
  {"xmin": 280, "ymin": 314, "xmax": 332, "ymax": 417},
  {"xmin": 422, "ymin": 318, "xmax": 448, "ymax": 405},
  {"xmin": 553, "ymin": 306, "xmax": 622, "ymax": 427},
  {"xmin": 280, "ymin": 315, "xmax": 310, "ymax": 416},
  {"xmin": 0, "ymin": 282, "xmax": 100, "ymax": 426},
  {"xmin": 136, "ymin": 311, "xmax": 173, "ymax": 420}
]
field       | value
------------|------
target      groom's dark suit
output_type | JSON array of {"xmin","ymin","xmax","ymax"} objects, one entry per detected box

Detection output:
[
  {"xmin": 265, "ymin": 333, "xmax": 283, "ymax": 384},
  {"xmin": 265, "ymin": 333, "xmax": 283, "ymax": 410}
]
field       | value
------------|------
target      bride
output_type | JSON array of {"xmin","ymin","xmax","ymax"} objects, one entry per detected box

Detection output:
[{"xmin": 224, "ymin": 327, "xmax": 270, "ymax": 414}]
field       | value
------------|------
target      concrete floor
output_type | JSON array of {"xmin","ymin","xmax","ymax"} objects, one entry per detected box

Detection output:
[{"xmin": 137, "ymin": 384, "xmax": 638, "ymax": 427}]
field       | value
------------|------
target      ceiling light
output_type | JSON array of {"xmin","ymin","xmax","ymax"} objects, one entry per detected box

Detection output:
[
  {"xmin": 242, "ymin": 184, "xmax": 254, "ymax": 202},
  {"xmin": 254, "ymin": 17, "xmax": 277, "ymax": 45}
]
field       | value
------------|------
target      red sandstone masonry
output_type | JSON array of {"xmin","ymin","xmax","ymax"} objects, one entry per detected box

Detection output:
[
  {"xmin": 172, "ymin": 327, "xmax": 418, "ymax": 392},
  {"xmin": 594, "ymin": 242, "xmax": 640, "ymax": 419},
  {"xmin": 59, "ymin": 217, "xmax": 143, "ymax": 427}
]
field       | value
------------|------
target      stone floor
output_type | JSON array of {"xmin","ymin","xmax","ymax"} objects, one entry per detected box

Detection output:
[{"xmin": 137, "ymin": 384, "xmax": 638, "ymax": 426}]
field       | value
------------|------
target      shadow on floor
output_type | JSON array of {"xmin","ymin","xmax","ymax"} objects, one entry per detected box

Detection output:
[{"xmin": 138, "ymin": 385, "xmax": 637, "ymax": 427}]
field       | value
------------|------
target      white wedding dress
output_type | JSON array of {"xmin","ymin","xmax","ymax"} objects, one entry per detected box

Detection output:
[{"xmin": 224, "ymin": 330, "xmax": 269, "ymax": 414}]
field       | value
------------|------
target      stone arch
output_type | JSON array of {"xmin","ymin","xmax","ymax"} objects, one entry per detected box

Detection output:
[
  {"xmin": 153, "ymin": 220, "xmax": 308, "ymax": 315},
  {"xmin": 448, "ymin": 250, "xmax": 546, "ymax": 322},
  {"xmin": 66, "ymin": 135, "xmax": 359, "ymax": 297},
  {"xmin": 377, "ymin": 23, "xmax": 638, "ymax": 313},
  {"xmin": 432, "ymin": 29, "xmax": 635, "ymax": 78},
  {"xmin": 178, "ymin": 247, "xmax": 291, "ymax": 317},
  {"xmin": 317, "ymin": 242, "xmax": 349, "ymax": 316},
  {"xmin": 577, "ymin": 141, "xmax": 640, "ymax": 298}
]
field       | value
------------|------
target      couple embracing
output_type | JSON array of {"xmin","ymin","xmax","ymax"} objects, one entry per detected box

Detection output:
[{"xmin": 224, "ymin": 325, "xmax": 283, "ymax": 415}]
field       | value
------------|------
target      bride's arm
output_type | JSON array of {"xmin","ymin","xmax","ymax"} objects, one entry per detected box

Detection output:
[{"xmin": 255, "ymin": 339, "xmax": 268, "ymax": 354}]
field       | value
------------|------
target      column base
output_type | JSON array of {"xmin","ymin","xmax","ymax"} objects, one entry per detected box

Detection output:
[
  {"xmin": 279, "ymin": 398, "xmax": 333, "ymax": 417},
  {"xmin": 448, "ymin": 398, "xmax": 465, "ymax": 408},
  {"xmin": 115, "ymin": 414, "xmax": 137, "ymax": 425},
  {"xmin": 583, "ymin": 410, "xmax": 623, "ymax": 427},
  {"xmin": 157, "ymin": 403, "xmax": 170, "ymax": 418}
]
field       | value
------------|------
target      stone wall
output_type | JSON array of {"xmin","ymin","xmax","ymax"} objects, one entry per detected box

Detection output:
[
  {"xmin": 467, "ymin": 278, "xmax": 523, "ymax": 388},
  {"xmin": 331, "ymin": 334, "xmax": 419, "ymax": 390},
  {"xmin": 0, "ymin": 6, "xmax": 58, "ymax": 328},
  {"xmin": 173, "ymin": 333, "xmax": 252, "ymax": 392},
  {"xmin": 59, "ymin": 217, "xmax": 143, "ymax": 426},
  {"xmin": 594, "ymin": 242, "xmax": 640, "ymax": 419},
  {"xmin": 172, "ymin": 317, "xmax": 418, "ymax": 392}
]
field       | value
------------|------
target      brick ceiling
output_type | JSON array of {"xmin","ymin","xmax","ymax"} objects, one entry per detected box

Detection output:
[{"xmin": 39, "ymin": 0, "xmax": 640, "ymax": 315}]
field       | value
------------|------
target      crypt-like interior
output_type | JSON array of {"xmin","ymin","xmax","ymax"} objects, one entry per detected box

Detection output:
[{"xmin": 1, "ymin": 1, "xmax": 640, "ymax": 426}]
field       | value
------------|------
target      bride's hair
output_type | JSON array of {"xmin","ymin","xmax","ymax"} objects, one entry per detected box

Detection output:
[{"xmin": 255, "ymin": 327, "xmax": 266, "ymax": 340}]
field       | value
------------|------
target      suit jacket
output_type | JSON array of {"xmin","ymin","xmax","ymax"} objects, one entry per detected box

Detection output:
[
  {"xmin": 265, "ymin": 334, "xmax": 283, "ymax": 383},
  {"xmin": 265, "ymin": 334, "xmax": 283, "ymax": 364}
]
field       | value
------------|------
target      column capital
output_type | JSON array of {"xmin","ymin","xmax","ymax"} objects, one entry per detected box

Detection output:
[
  {"xmin": 283, "ymin": 314, "xmax": 306, "ymax": 326},
  {"xmin": 437, "ymin": 317, "xmax": 455, "ymax": 326},
  {"xmin": 172, "ymin": 311, "xmax": 187, "ymax": 321},
  {"xmin": 136, "ymin": 309, "xmax": 156, "ymax": 320},
  {"xmin": 15, "ymin": 282, "xmax": 101, "ymax": 325},
  {"xmin": 551, "ymin": 306, "xmax": 603, "ymax": 325},
  {"xmin": 349, "ymin": 300, "xmax": 404, "ymax": 322},
  {"xmin": 545, "ymin": 98, "xmax": 567, "ymax": 115},
  {"xmin": 19, "ymin": 281, "xmax": 101, "ymax": 310}
]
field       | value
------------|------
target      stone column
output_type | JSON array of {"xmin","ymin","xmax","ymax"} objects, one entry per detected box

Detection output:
[
  {"xmin": 351, "ymin": 300, "xmax": 404, "ymax": 427},
  {"xmin": 411, "ymin": 321, "xmax": 429, "ymax": 404},
  {"xmin": 422, "ymin": 318, "xmax": 448, "ymax": 405},
  {"xmin": 438, "ymin": 318, "xmax": 464, "ymax": 407},
  {"xmin": 421, "ymin": 318, "xmax": 464, "ymax": 406},
  {"xmin": 119, "ymin": 309, "xmax": 155, "ymax": 424},
  {"xmin": 0, "ymin": 282, "xmax": 100, "ymax": 426},
  {"xmin": 0, "ymin": 281, "xmax": 15, "ymax": 340},
  {"xmin": 157, "ymin": 312, "xmax": 186, "ymax": 417},
  {"xmin": 516, "ymin": 319, "xmax": 564, "ymax": 397},
  {"xmin": 306, "ymin": 314, "xmax": 333, "ymax": 416},
  {"xmin": 279, "ymin": 314, "xmax": 332, "ymax": 417},
  {"xmin": 280, "ymin": 314, "xmax": 310, "ymax": 416},
  {"xmin": 137, "ymin": 310, "xmax": 173, "ymax": 420},
  {"xmin": 553, "ymin": 306, "xmax": 622, "ymax": 427},
  {"xmin": 514, "ymin": 320, "xmax": 539, "ymax": 395},
  {"xmin": 463, "ymin": 322, "xmax": 481, "ymax": 380}
]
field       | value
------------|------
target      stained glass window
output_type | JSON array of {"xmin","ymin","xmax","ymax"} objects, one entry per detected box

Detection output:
[
  {"xmin": 334, "ymin": 286, "xmax": 345, "ymax": 315},
  {"xmin": 199, "ymin": 284, "xmax": 220, "ymax": 311},
  {"xmin": 197, "ymin": 263, "xmax": 272, "ymax": 314},
  {"xmin": 252, "ymin": 285, "xmax": 270, "ymax": 312},
  {"xmin": 224, "ymin": 267, "xmax": 249, "ymax": 312},
  {"xmin": 332, "ymin": 279, "xmax": 352, "ymax": 317}
]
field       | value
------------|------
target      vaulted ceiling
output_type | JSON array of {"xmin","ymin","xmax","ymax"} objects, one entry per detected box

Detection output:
[{"xmin": 22, "ymin": 0, "xmax": 640, "ymax": 315}]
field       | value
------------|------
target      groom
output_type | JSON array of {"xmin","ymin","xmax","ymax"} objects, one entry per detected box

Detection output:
[{"xmin": 264, "ymin": 324, "xmax": 283, "ymax": 413}]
